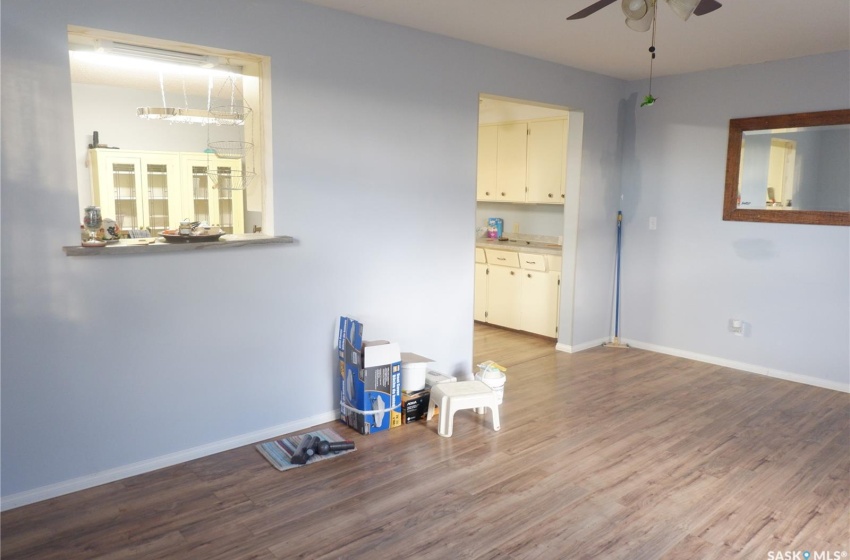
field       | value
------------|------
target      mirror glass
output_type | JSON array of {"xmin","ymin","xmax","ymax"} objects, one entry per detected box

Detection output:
[{"xmin": 724, "ymin": 109, "xmax": 850, "ymax": 226}]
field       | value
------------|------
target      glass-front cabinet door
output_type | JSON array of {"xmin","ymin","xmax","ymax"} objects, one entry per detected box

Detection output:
[
  {"xmin": 181, "ymin": 154, "xmax": 244, "ymax": 234},
  {"xmin": 90, "ymin": 149, "xmax": 181, "ymax": 235},
  {"xmin": 91, "ymin": 153, "xmax": 143, "ymax": 232},
  {"xmin": 144, "ymin": 160, "xmax": 182, "ymax": 235}
]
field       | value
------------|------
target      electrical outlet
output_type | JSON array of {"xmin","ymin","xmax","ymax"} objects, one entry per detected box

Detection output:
[
  {"xmin": 649, "ymin": 217, "xmax": 657, "ymax": 230},
  {"xmin": 728, "ymin": 319, "xmax": 744, "ymax": 336},
  {"xmin": 513, "ymin": 223, "xmax": 519, "ymax": 234}
]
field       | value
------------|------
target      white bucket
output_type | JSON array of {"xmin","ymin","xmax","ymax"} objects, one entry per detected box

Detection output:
[
  {"xmin": 402, "ymin": 362, "xmax": 428, "ymax": 392},
  {"xmin": 475, "ymin": 368, "xmax": 506, "ymax": 405}
]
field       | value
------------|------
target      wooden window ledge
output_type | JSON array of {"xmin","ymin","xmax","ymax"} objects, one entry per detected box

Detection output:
[{"xmin": 63, "ymin": 233, "xmax": 294, "ymax": 257}]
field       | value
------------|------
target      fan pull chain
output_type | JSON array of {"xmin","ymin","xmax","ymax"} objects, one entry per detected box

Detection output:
[{"xmin": 641, "ymin": 6, "xmax": 658, "ymax": 107}]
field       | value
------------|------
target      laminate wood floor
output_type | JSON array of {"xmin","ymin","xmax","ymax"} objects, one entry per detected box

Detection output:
[{"xmin": 3, "ymin": 324, "xmax": 848, "ymax": 559}]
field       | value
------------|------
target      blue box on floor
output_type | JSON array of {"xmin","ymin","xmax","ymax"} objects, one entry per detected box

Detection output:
[{"xmin": 338, "ymin": 317, "xmax": 401, "ymax": 434}]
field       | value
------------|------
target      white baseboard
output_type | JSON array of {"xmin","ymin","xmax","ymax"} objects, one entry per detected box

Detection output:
[
  {"xmin": 556, "ymin": 337, "xmax": 608, "ymax": 353},
  {"xmin": 557, "ymin": 337, "xmax": 848, "ymax": 393},
  {"xmin": 622, "ymin": 339, "xmax": 849, "ymax": 394},
  {"xmin": 0, "ymin": 410, "xmax": 339, "ymax": 512}
]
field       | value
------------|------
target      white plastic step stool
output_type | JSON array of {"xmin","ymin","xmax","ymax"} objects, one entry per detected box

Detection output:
[{"xmin": 426, "ymin": 380, "xmax": 500, "ymax": 437}]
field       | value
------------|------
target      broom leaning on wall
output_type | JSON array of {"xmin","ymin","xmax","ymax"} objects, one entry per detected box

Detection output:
[{"xmin": 604, "ymin": 211, "xmax": 629, "ymax": 349}]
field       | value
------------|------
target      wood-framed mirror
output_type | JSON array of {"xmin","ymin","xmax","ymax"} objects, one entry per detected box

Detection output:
[{"xmin": 723, "ymin": 109, "xmax": 850, "ymax": 226}]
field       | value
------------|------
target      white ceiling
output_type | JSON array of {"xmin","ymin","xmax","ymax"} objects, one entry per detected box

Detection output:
[{"xmin": 297, "ymin": 0, "xmax": 850, "ymax": 81}]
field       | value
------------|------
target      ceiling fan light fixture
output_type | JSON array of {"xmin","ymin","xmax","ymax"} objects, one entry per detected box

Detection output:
[
  {"xmin": 625, "ymin": 1, "xmax": 655, "ymax": 31},
  {"xmin": 666, "ymin": 0, "xmax": 701, "ymax": 21},
  {"xmin": 621, "ymin": 0, "xmax": 648, "ymax": 19}
]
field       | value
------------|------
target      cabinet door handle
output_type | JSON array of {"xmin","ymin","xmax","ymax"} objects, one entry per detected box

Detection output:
[
  {"xmin": 548, "ymin": 193, "xmax": 553, "ymax": 198},
  {"xmin": 527, "ymin": 273, "xmax": 532, "ymax": 278},
  {"xmin": 561, "ymin": 194, "xmax": 565, "ymax": 198},
  {"xmin": 501, "ymin": 192, "xmax": 506, "ymax": 196},
  {"xmin": 510, "ymin": 271, "xmax": 515, "ymax": 275},
  {"xmin": 485, "ymin": 191, "xmax": 490, "ymax": 196}
]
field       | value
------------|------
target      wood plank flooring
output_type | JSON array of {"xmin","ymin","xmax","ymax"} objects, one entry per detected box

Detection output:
[{"xmin": 3, "ymin": 324, "xmax": 848, "ymax": 559}]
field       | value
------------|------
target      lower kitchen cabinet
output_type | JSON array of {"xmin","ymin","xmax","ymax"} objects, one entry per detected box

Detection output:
[
  {"xmin": 487, "ymin": 264, "xmax": 522, "ymax": 328},
  {"xmin": 476, "ymin": 249, "xmax": 561, "ymax": 338},
  {"xmin": 474, "ymin": 262, "xmax": 489, "ymax": 323},
  {"xmin": 519, "ymin": 270, "xmax": 560, "ymax": 338}
]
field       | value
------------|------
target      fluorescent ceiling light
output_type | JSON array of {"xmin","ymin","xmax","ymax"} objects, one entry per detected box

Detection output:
[
  {"xmin": 96, "ymin": 40, "xmax": 217, "ymax": 68},
  {"xmin": 69, "ymin": 42, "xmax": 242, "ymax": 76}
]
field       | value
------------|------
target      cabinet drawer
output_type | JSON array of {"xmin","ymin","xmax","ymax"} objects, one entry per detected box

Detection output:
[
  {"xmin": 518, "ymin": 253, "xmax": 547, "ymax": 271},
  {"xmin": 484, "ymin": 248, "xmax": 519, "ymax": 268},
  {"xmin": 475, "ymin": 247, "xmax": 486, "ymax": 264}
]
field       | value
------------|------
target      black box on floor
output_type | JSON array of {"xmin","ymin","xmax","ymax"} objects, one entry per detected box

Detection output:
[{"xmin": 401, "ymin": 389, "xmax": 430, "ymax": 423}]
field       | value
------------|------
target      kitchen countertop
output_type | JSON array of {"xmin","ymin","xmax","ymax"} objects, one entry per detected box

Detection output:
[
  {"xmin": 63, "ymin": 233, "xmax": 294, "ymax": 256},
  {"xmin": 476, "ymin": 237, "xmax": 562, "ymax": 256}
]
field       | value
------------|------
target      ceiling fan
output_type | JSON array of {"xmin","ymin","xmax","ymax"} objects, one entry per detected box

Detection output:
[{"xmin": 568, "ymin": 0, "xmax": 722, "ymax": 31}]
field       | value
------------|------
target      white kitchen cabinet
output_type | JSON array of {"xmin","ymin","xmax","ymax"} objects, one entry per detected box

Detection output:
[
  {"xmin": 475, "ymin": 250, "xmax": 488, "ymax": 322},
  {"xmin": 476, "ymin": 125, "xmax": 498, "ymax": 201},
  {"xmin": 474, "ymin": 248, "xmax": 561, "ymax": 337},
  {"xmin": 181, "ymin": 155, "xmax": 244, "ymax": 234},
  {"xmin": 495, "ymin": 123, "xmax": 528, "ymax": 202},
  {"xmin": 91, "ymin": 149, "xmax": 245, "ymax": 235},
  {"xmin": 474, "ymin": 262, "xmax": 489, "ymax": 322},
  {"xmin": 476, "ymin": 118, "xmax": 567, "ymax": 205},
  {"xmin": 526, "ymin": 119, "xmax": 567, "ymax": 204},
  {"xmin": 487, "ymin": 264, "xmax": 522, "ymax": 328},
  {"xmin": 90, "ymin": 149, "xmax": 182, "ymax": 236},
  {"xmin": 520, "ymin": 269, "xmax": 561, "ymax": 338}
]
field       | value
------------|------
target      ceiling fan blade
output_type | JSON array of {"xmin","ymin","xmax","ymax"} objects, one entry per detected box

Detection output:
[
  {"xmin": 566, "ymin": 0, "xmax": 619, "ymax": 20},
  {"xmin": 693, "ymin": 0, "xmax": 722, "ymax": 16}
]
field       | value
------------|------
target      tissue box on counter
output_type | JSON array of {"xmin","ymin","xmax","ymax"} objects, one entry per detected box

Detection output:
[
  {"xmin": 487, "ymin": 217, "xmax": 504, "ymax": 239},
  {"xmin": 338, "ymin": 317, "xmax": 402, "ymax": 434}
]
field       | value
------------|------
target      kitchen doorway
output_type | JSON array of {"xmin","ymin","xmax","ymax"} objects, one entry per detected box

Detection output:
[{"xmin": 473, "ymin": 94, "xmax": 583, "ymax": 361}]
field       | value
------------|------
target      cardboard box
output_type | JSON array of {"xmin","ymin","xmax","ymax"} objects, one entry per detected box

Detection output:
[
  {"xmin": 401, "ymin": 389, "xmax": 431, "ymax": 423},
  {"xmin": 338, "ymin": 317, "xmax": 402, "ymax": 434}
]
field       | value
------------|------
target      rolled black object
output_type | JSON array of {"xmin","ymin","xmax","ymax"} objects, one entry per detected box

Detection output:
[
  {"xmin": 324, "ymin": 441, "xmax": 355, "ymax": 453},
  {"xmin": 290, "ymin": 434, "xmax": 317, "ymax": 465},
  {"xmin": 316, "ymin": 440, "xmax": 330, "ymax": 455}
]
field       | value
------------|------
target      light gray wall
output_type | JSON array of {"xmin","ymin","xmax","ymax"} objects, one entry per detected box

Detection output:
[
  {"xmin": 619, "ymin": 52, "xmax": 850, "ymax": 388},
  {"xmin": 1, "ymin": 0, "xmax": 623, "ymax": 502}
]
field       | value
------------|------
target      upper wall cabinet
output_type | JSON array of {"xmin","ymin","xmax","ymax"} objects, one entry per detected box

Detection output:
[
  {"xmin": 477, "ymin": 125, "xmax": 498, "ymax": 201},
  {"xmin": 476, "ymin": 118, "xmax": 567, "ymax": 204}
]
